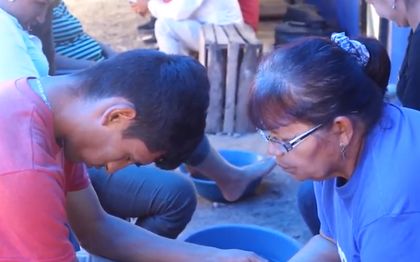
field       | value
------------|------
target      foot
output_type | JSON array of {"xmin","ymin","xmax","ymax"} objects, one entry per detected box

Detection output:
[{"xmin": 218, "ymin": 157, "xmax": 276, "ymax": 202}]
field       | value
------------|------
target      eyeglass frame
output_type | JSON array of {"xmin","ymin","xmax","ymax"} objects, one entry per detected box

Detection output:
[{"xmin": 258, "ymin": 124, "xmax": 323, "ymax": 154}]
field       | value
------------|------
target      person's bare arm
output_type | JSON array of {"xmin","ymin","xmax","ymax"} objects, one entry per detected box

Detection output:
[
  {"xmin": 67, "ymin": 184, "xmax": 268, "ymax": 262},
  {"xmin": 54, "ymin": 54, "xmax": 95, "ymax": 74},
  {"xmin": 54, "ymin": 42, "xmax": 116, "ymax": 74},
  {"xmin": 289, "ymin": 234, "xmax": 340, "ymax": 262}
]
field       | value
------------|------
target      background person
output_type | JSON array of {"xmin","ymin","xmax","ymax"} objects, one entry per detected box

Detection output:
[
  {"xmin": 0, "ymin": 0, "xmax": 57, "ymax": 82},
  {"xmin": 51, "ymin": 1, "xmax": 116, "ymax": 74},
  {"xmin": 130, "ymin": 0, "xmax": 243, "ymax": 55},
  {"xmin": 366, "ymin": 0, "xmax": 420, "ymax": 110}
]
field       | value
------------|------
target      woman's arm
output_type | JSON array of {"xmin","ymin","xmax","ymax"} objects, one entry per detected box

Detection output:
[{"xmin": 289, "ymin": 234, "xmax": 340, "ymax": 262}]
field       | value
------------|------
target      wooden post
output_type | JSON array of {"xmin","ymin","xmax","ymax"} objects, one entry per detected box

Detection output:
[
  {"xmin": 205, "ymin": 44, "xmax": 225, "ymax": 133},
  {"xmin": 223, "ymin": 42, "xmax": 240, "ymax": 134},
  {"xmin": 199, "ymin": 24, "xmax": 215, "ymax": 66},
  {"xmin": 235, "ymin": 45, "xmax": 261, "ymax": 133}
]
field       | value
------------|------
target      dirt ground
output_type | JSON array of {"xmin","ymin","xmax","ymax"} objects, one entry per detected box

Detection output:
[{"xmin": 65, "ymin": 0, "xmax": 312, "ymax": 245}]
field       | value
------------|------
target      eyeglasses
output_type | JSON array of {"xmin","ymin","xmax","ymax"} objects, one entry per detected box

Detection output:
[{"xmin": 258, "ymin": 124, "xmax": 323, "ymax": 154}]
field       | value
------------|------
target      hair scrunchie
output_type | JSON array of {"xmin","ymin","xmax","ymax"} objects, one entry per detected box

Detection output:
[{"xmin": 331, "ymin": 32, "xmax": 370, "ymax": 67}]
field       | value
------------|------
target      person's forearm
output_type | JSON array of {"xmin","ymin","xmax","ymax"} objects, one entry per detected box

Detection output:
[
  {"xmin": 68, "ymin": 185, "xmax": 220, "ymax": 261},
  {"xmin": 80, "ymin": 214, "xmax": 221, "ymax": 262},
  {"xmin": 289, "ymin": 234, "xmax": 340, "ymax": 262},
  {"xmin": 55, "ymin": 54, "xmax": 95, "ymax": 72}
]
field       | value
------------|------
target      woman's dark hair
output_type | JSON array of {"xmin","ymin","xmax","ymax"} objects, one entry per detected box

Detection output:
[
  {"xmin": 355, "ymin": 37, "xmax": 391, "ymax": 93},
  {"xmin": 75, "ymin": 49, "xmax": 210, "ymax": 169},
  {"xmin": 249, "ymin": 36, "xmax": 390, "ymax": 134}
]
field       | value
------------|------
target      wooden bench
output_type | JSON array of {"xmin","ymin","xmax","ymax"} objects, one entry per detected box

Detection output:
[{"xmin": 199, "ymin": 23, "xmax": 262, "ymax": 134}]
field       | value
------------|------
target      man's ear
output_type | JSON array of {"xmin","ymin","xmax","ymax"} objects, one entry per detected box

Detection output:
[
  {"xmin": 332, "ymin": 116, "xmax": 354, "ymax": 147},
  {"xmin": 101, "ymin": 102, "xmax": 137, "ymax": 128}
]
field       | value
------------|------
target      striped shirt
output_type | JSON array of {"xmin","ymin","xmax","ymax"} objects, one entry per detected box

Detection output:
[{"xmin": 52, "ymin": 2, "xmax": 105, "ymax": 61}]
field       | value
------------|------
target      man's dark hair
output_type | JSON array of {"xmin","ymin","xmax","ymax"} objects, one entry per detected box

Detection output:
[{"xmin": 75, "ymin": 49, "xmax": 210, "ymax": 169}]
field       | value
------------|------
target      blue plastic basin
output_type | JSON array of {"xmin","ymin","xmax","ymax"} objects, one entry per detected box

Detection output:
[
  {"xmin": 184, "ymin": 224, "xmax": 300, "ymax": 262},
  {"xmin": 181, "ymin": 149, "xmax": 264, "ymax": 202}
]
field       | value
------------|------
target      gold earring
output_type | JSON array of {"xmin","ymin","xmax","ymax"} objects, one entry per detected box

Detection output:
[{"xmin": 392, "ymin": 0, "xmax": 396, "ymax": 9}]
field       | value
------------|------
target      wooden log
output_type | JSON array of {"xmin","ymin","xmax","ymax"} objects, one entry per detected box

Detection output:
[
  {"xmin": 223, "ymin": 42, "xmax": 240, "ymax": 134},
  {"xmin": 199, "ymin": 24, "xmax": 216, "ymax": 66},
  {"xmin": 224, "ymin": 24, "xmax": 246, "ymax": 45},
  {"xmin": 235, "ymin": 23, "xmax": 260, "ymax": 45},
  {"xmin": 213, "ymin": 24, "xmax": 229, "ymax": 47},
  {"xmin": 205, "ymin": 44, "xmax": 225, "ymax": 133},
  {"xmin": 235, "ymin": 45, "xmax": 261, "ymax": 133}
]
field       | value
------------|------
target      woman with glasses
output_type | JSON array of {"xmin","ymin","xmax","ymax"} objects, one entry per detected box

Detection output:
[{"xmin": 249, "ymin": 33, "xmax": 420, "ymax": 261}]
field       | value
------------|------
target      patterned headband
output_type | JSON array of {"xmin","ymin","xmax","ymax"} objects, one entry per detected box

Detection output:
[{"xmin": 331, "ymin": 32, "xmax": 370, "ymax": 67}]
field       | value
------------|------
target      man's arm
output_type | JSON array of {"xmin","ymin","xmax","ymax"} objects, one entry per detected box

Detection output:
[
  {"xmin": 67, "ymin": 184, "xmax": 267, "ymax": 262},
  {"xmin": 288, "ymin": 234, "xmax": 340, "ymax": 262}
]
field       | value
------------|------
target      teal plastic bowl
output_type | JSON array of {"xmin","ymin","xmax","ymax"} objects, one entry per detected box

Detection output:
[
  {"xmin": 181, "ymin": 149, "xmax": 264, "ymax": 202},
  {"xmin": 184, "ymin": 224, "xmax": 300, "ymax": 262}
]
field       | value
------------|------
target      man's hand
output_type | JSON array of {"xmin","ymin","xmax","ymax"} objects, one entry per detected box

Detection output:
[{"xmin": 129, "ymin": 0, "xmax": 149, "ymax": 17}]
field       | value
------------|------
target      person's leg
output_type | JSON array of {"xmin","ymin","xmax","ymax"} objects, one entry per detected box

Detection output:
[
  {"xmin": 297, "ymin": 180, "xmax": 320, "ymax": 235},
  {"xmin": 185, "ymin": 136, "xmax": 276, "ymax": 202},
  {"xmin": 89, "ymin": 165, "xmax": 197, "ymax": 239},
  {"xmin": 154, "ymin": 18, "xmax": 202, "ymax": 55}
]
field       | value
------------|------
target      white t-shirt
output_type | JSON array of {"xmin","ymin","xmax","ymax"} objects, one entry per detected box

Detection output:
[
  {"xmin": 0, "ymin": 8, "xmax": 49, "ymax": 82},
  {"xmin": 148, "ymin": 0, "xmax": 243, "ymax": 25}
]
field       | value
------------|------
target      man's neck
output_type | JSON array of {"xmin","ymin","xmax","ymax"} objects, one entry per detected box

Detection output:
[{"xmin": 38, "ymin": 75, "xmax": 80, "ymax": 139}]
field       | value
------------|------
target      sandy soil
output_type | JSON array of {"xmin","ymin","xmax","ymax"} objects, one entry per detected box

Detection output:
[{"xmin": 64, "ymin": 0, "xmax": 312, "ymax": 245}]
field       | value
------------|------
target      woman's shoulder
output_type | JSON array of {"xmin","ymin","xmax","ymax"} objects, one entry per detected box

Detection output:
[{"xmin": 379, "ymin": 103, "xmax": 420, "ymax": 128}]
